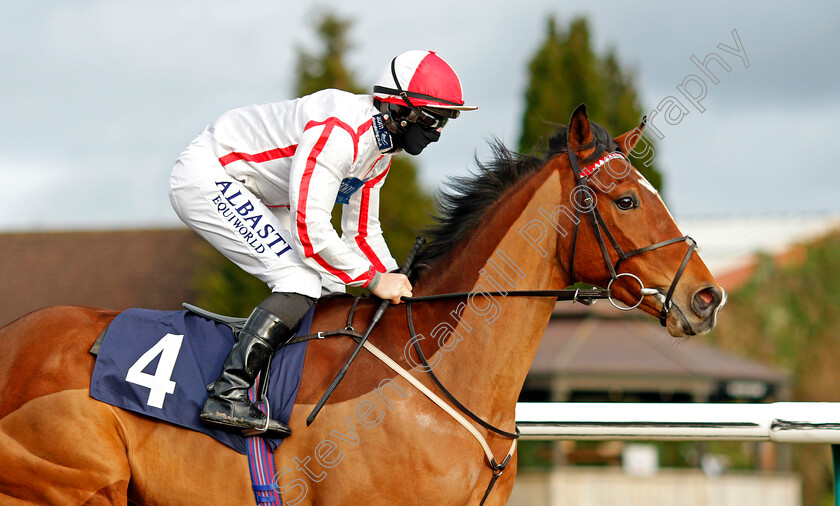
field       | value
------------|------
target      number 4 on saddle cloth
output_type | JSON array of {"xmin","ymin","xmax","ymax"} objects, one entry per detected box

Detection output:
[{"xmin": 89, "ymin": 306, "xmax": 313, "ymax": 454}]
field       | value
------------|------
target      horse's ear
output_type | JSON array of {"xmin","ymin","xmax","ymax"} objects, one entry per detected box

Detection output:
[
  {"xmin": 568, "ymin": 104, "xmax": 593, "ymax": 150},
  {"xmin": 614, "ymin": 116, "xmax": 647, "ymax": 154}
]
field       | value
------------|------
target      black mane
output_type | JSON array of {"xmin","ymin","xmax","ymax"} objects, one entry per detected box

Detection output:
[{"xmin": 411, "ymin": 121, "xmax": 617, "ymax": 278}]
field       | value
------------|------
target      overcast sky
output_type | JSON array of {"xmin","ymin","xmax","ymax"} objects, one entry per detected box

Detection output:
[{"xmin": 2, "ymin": 0, "xmax": 838, "ymax": 232}]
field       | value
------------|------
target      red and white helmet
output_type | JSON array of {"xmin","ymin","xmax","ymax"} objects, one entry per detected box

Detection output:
[{"xmin": 373, "ymin": 50, "xmax": 477, "ymax": 112}]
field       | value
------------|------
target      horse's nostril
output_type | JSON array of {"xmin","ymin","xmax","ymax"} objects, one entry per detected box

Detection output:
[{"xmin": 692, "ymin": 286, "xmax": 721, "ymax": 316}]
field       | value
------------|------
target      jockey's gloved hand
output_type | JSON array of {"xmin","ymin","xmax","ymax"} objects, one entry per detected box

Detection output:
[{"xmin": 371, "ymin": 273, "xmax": 413, "ymax": 304}]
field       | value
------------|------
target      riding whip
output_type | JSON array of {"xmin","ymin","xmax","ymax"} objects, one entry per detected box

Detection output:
[{"xmin": 306, "ymin": 236, "xmax": 426, "ymax": 426}]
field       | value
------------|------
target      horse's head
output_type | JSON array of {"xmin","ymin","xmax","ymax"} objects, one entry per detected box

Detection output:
[{"xmin": 557, "ymin": 104, "xmax": 725, "ymax": 337}]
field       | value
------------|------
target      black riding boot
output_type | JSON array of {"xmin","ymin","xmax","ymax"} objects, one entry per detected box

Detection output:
[{"xmin": 200, "ymin": 306, "xmax": 297, "ymax": 438}]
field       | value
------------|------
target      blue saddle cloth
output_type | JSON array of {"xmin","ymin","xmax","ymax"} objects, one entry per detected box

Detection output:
[{"xmin": 90, "ymin": 307, "xmax": 311, "ymax": 454}]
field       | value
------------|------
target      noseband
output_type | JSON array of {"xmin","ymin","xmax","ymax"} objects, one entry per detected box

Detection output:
[{"xmin": 566, "ymin": 144, "xmax": 697, "ymax": 327}]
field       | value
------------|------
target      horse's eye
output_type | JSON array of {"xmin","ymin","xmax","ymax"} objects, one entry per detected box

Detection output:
[{"xmin": 615, "ymin": 196, "xmax": 636, "ymax": 210}]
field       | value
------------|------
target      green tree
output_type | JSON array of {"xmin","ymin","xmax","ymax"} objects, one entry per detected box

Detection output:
[
  {"xmin": 295, "ymin": 13, "xmax": 363, "ymax": 96},
  {"xmin": 705, "ymin": 233, "xmax": 840, "ymax": 506},
  {"xmin": 193, "ymin": 11, "xmax": 433, "ymax": 314},
  {"xmin": 192, "ymin": 241, "xmax": 269, "ymax": 315},
  {"xmin": 519, "ymin": 16, "xmax": 662, "ymax": 191}
]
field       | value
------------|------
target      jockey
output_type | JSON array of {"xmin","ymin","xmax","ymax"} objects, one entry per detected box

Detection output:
[{"xmin": 169, "ymin": 50, "xmax": 476, "ymax": 438}]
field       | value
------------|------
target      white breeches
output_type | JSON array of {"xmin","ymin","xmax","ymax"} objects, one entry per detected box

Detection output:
[{"xmin": 168, "ymin": 130, "xmax": 341, "ymax": 299}]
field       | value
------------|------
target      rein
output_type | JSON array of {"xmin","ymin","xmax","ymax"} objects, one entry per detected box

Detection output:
[
  {"xmin": 292, "ymin": 294, "xmax": 520, "ymax": 505},
  {"xmin": 291, "ymin": 287, "xmax": 612, "ymax": 505},
  {"xmin": 407, "ymin": 301, "xmax": 520, "ymax": 439},
  {"xmin": 405, "ymin": 287, "xmax": 609, "ymax": 303},
  {"xmin": 295, "ymin": 143, "xmax": 700, "ymax": 503}
]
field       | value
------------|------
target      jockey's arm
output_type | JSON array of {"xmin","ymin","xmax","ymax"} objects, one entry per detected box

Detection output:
[
  {"xmin": 288, "ymin": 123, "xmax": 379, "ymax": 289},
  {"xmin": 340, "ymin": 159, "xmax": 398, "ymax": 273}
]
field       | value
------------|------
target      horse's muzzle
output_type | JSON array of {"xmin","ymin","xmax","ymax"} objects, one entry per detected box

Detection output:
[{"xmin": 692, "ymin": 285, "xmax": 724, "ymax": 319}]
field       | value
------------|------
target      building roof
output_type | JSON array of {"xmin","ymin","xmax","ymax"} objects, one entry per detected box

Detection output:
[
  {"xmin": 0, "ymin": 228, "xmax": 203, "ymax": 326},
  {"xmin": 524, "ymin": 303, "xmax": 791, "ymax": 402},
  {"xmin": 534, "ymin": 305, "xmax": 788, "ymax": 384},
  {"xmin": 678, "ymin": 213, "xmax": 840, "ymax": 290}
]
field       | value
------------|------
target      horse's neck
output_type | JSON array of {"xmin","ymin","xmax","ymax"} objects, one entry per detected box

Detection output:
[{"xmin": 418, "ymin": 162, "xmax": 569, "ymax": 426}]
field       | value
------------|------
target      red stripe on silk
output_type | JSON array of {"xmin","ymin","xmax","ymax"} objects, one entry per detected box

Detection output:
[
  {"xmin": 355, "ymin": 163, "xmax": 390, "ymax": 272},
  {"xmin": 296, "ymin": 124, "xmax": 332, "ymax": 258},
  {"xmin": 297, "ymin": 122, "xmax": 376, "ymax": 286},
  {"xmin": 218, "ymin": 145, "xmax": 297, "ymax": 167},
  {"xmin": 297, "ymin": 117, "xmax": 384, "ymax": 284},
  {"xmin": 360, "ymin": 266, "xmax": 377, "ymax": 288},
  {"xmin": 305, "ymin": 118, "xmax": 361, "ymax": 162},
  {"xmin": 309, "ymin": 253, "xmax": 353, "ymax": 284},
  {"xmin": 309, "ymin": 253, "xmax": 374, "ymax": 285},
  {"xmin": 361, "ymin": 154, "xmax": 384, "ymax": 180},
  {"xmin": 356, "ymin": 118, "xmax": 373, "ymax": 138}
]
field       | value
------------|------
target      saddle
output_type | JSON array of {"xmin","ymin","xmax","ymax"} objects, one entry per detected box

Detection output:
[
  {"xmin": 182, "ymin": 301, "xmax": 365, "ymax": 347},
  {"xmin": 183, "ymin": 302, "xmax": 248, "ymax": 331},
  {"xmin": 88, "ymin": 305, "xmax": 313, "ymax": 454}
]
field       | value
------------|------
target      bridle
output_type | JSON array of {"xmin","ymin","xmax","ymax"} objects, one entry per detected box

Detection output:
[
  {"xmin": 294, "ymin": 140, "xmax": 701, "ymax": 504},
  {"xmin": 402, "ymin": 142, "xmax": 700, "ymax": 325},
  {"xmin": 400, "ymin": 142, "xmax": 700, "ymax": 503},
  {"xmin": 566, "ymin": 141, "xmax": 697, "ymax": 326},
  {"xmin": 400, "ymin": 144, "xmax": 700, "ymax": 503}
]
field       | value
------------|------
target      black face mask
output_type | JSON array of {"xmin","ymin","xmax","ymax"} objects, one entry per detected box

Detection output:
[{"xmin": 401, "ymin": 124, "xmax": 441, "ymax": 155}]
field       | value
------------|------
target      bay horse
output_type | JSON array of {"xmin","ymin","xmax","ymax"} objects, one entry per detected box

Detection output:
[{"xmin": 0, "ymin": 105, "xmax": 724, "ymax": 505}]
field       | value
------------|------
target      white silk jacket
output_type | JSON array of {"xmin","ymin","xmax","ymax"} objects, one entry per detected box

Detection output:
[{"xmin": 208, "ymin": 89, "xmax": 399, "ymax": 288}]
